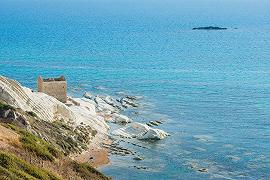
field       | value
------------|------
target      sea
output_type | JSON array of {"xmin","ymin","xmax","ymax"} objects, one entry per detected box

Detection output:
[{"xmin": 1, "ymin": 0, "xmax": 270, "ymax": 179}]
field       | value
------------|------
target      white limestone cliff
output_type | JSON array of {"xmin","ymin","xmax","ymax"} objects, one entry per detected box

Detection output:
[
  {"xmin": 0, "ymin": 75, "xmax": 169, "ymax": 141},
  {"xmin": 0, "ymin": 76, "xmax": 109, "ymax": 135}
]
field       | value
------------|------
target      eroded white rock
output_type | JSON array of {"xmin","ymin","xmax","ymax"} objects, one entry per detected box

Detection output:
[
  {"xmin": 94, "ymin": 96, "xmax": 116, "ymax": 112},
  {"xmin": 83, "ymin": 92, "xmax": 93, "ymax": 100},
  {"xmin": 112, "ymin": 113, "xmax": 132, "ymax": 124},
  {"xmin": 112, "ymin": 122, "xmax": 169, "ymax": 140},
  {"xmin": 0, "ymin": 76, "xmax": 109, "ymax": 135}
]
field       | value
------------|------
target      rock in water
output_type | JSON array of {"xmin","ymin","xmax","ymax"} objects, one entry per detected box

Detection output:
[
  {"xmin": 149, "ymin": 121, "xmax": 159, "ymax": 126},
  {"xmin": 198, "ymin": 168, "xmax": 208, "ymax": 173},
  {"xmin": 94, "ymin": 96, "xmax": 116, "ymax": 112},
  {"xmin": 192, "ymin": 26, "xmax": 227, "ymax": 30},
  {"xmin": 125, "ymin": 95, "xmax": 143, "ymax": 100},
  {"xmin": 138, "ymin": 128, "xmax": 168, "ymax": 140},
  {"xmin": 112, "ymin": 122, "xmax": 169, "ymax": 140},
  {"xmin": 101, "ymin": 96, "xmax": 123, "ymax": 110},
  {"xmin": 112, "ymin": 113, "xmax": 132, "ymax": 124},
  {"xmin": 193, "ymin": 135, "xmax": 213, "ymax": 142},
  {"xmin": 83, "ymin": 92, "xmax": 93, "ymax": 99},
  {"xmin": 120, "ymin": 97, "xmax": 139, "ymax": 108},
  {"xmin": 133, "ymin": 156, "xmax": 144, "ymax": 161},
  {"xmin": 156, "ymin": 120, "xmax": 163, "ymax": 124}
]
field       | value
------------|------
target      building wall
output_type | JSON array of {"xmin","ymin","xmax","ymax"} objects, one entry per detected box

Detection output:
[
  {"xmin": 37, "ymin": 77, "xmax": 43, "ymax": 92},
  {"xmin": 38, "ymin": 77, "xmax": 67, "ymax": 103}
]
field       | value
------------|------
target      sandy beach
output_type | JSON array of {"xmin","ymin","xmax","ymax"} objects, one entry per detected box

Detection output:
[{"xmin": 71, "ymin": 134, "xmax": 111, "ymax": 168}]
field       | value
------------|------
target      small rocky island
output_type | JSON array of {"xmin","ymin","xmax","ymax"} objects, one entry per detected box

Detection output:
[{"xmin": 192, "ymin": 26, "xmax": 228, "ymax": 30}]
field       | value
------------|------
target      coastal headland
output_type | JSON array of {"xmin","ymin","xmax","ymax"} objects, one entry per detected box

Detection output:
[{"xmin": 0, "ymin": 75, "xmax": 169, "ymax": 179}]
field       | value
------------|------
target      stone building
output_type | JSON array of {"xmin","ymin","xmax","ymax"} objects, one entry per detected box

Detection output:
[{"xmin": 37, "ymin": 76, "xmax": 67, "ymax": 103}]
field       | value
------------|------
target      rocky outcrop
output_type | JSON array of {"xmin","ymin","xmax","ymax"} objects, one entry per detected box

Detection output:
[
  {"xmin": 118, "ymin": 97, "xmax": 139, "ymax": 108},
  {"xmin": 83, "ymin": 92, "xmax": 93, "ymax": 99},
  {"xmin": 79, "ymin": 91, "xmax": 169, "ymax": 140},
  {"xmin": 94, "ymin": 96, "xmax": 120, "ymax": 114},
  {"xmin": 147, "ymin": 120, "xmax": 163, "ymax": 127},
  {"xmin": 69, "ymin": 98, "xmax": 109, "ymax": 133},
  {"xmin": 0, "ymin": 108, "xmax": 30, "ymax": 128},
  {"xmin": 0, "ymin": 76, "xmax": 74, "ymax": 123},
  {"xmin": 112, "ymin": 122, "xmax": 169, "ymax": 140},
  {"xmin": 111, "ymin": 113, "xmax": 132, "ymax": 124},
  {"xmin": 0, "ymin": 76, "xmax": 109, "ymax": 136},
  {"xmin": 0, "ymin": 75, "xmax": 169, "ymax": 151},
  {"xmin": 0, "ymin": 75, "xmax": 170, "ymax": 179}
]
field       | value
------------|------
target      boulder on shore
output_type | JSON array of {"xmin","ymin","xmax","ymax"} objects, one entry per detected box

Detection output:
[
  {"xmin": 112, "ymin": 122, "xmax": 169, "ymax": 140},
  {"xmin": 83, "ymin": 92, "xmax": 93, "ymax": 99},
  {"xmin": 94, "ymin": 96, "xmax": 116, "ymax": 113},
  {"xmin": 111, "ymin": 113, "xmax": 132, "ymax": 124},
  {"xmin": 119, "ymin": 97, "xmax": 139, "ymax": 108}
]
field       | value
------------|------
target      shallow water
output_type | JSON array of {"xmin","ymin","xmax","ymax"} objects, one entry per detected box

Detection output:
[{"xmin": 1, "ymin": 0, "xmax": 270, "ymax": 179}]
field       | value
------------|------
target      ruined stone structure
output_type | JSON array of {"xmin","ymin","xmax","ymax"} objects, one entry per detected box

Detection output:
[{"xmin": 37, "ymin": 76, "xmax": 67, "ymax": 103}]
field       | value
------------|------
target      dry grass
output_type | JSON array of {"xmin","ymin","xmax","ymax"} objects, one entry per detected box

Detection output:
[
  {"xmin": 0, "ymin": 101, "xmax": 110, "ymax": 180},
  {"xmin": 0, "ymin": 124, "xmax": 21, "ymax": 149},
  {"xmin": 6, "ymin": 124, "xmax": 61, "ymax": 161},
  {"xmin": 0, "ymin": 123, "xmax": 110, "ymax": 180},
  {"xmin": 0, "ymin": 151, "xmax": 60, "ymax": 180}
]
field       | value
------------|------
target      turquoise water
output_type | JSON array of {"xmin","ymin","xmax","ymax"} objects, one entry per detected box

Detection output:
[{"xmin": 1, "ymin": 0, "xmax": 270, "ymax": 179}]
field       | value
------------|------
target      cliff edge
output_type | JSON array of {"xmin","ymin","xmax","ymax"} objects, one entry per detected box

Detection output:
[{"xmin": 0, "ymin": 76, "xmax": 111, "ymax": 180}]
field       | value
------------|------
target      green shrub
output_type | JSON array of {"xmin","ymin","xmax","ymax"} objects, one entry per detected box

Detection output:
[
  {"xmin": 26, "ymin": 111, "xmax": 37, "ymax": 118},
  {"xmin": 72, "ymin": 161, "xmax": 110, "ymax": 180},
  {"xmin": 0, "ymin": 166, "xmax": 20, "ymax": 180},
  {"xmin": 6, "ymin": 124, "xmax": 61, "ymax": 161},
  {"xmin": 0, "ymin": 101, "xmax": 15, "ymax": 111},
  {"xmin": 0, "ymin": 151, "xmax": 61, "ymax": 180}
]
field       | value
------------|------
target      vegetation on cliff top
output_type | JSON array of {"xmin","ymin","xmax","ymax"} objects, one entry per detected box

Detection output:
[
  {"xmin": 0, "ymin": 100, "xmax": 110, "ymax": 180},
  {"xmin": 31, "ymin": 119, "xmax": 97, "ymax": 155},
  {"xmin": 0, "ymin": 101, "xmax": 15, "ymax": 111},
  {"xmin": 72, "ymin": 161, "xmax": 111, "ymax": 180},
  {"xmin": 6, "ymin": 124, "xmax": 61, "ymax": 161},
  {"xmin": 0, "ymin": 151, "xmax": 60, "ymax": 180}
]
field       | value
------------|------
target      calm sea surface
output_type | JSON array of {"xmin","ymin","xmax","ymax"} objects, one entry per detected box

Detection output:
[{"xmin": 1, "ymin": 0, "xmax": 270, "ymax": 179}]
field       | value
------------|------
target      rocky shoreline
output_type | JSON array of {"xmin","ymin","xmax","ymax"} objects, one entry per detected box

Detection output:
[
  {"xmin": 81, "ymin": 92, "xmax": 170, "ymax": 140},
  {"xmin": 77, "ymin": 90, "xmax": 170, "ymax": 168},
  {"xmin": 0, "ymin": 75, "xmax": 169, "ymax": 175}
]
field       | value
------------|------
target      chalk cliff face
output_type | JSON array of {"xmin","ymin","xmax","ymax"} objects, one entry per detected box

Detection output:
[
  {"xmin": 0, "ymin": 75, "xmax": 169, "ymax": 141},
  {"xmin": 0, "ymin": 76, "xmax": 109, "ymax": 135}
]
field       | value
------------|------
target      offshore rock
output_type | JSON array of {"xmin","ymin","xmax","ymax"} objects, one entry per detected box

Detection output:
[
  {"xmin": 120, "ymin": 97, "xmax": 139, "ymax": 108},
  {"xmin": 192, "ymin": 26, "xmax": 227, "ymax": 30},
  {"xmin": 125, "ymin": 95, "xmax": 143, "ymax": 100}
]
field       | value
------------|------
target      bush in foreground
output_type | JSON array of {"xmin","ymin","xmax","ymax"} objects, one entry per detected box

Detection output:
[
  {"xmin": 0, "ymin": 151, "xmax": 60, "ymax": 180},
  {"xmin": 7, "ymin": 124, "xmax": 61, "ymax": 161},
  {"xmin": 72, "ymin": 161, "xmax": 111, "ymax": 180}
]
